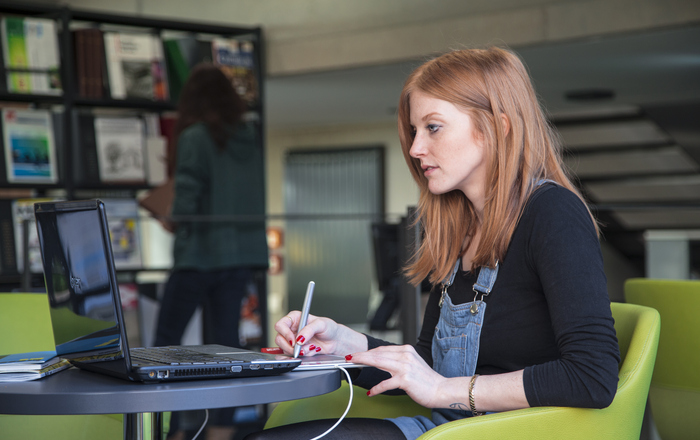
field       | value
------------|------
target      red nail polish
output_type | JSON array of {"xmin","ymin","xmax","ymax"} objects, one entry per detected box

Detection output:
[
  {"xmin": 345, "ymin": 355, "xmax": 352, "ymax": 361},
  {"xmin": 289, "ymin": 340, "xmax": 294, "ymax": 346},
  {"xmin": 309, "ymin": 345, "xmax": 316, "ymax": 351},
  {"xmin": 366, "ymin": 391, "xmax": 371, "ymax": 396},
  {"xmin": 300, "ymin": 350, "xmax": 304, "ymax": 356},
  {"xmin": 296, "ymin": 335, "xmax": 305, "ymax": 344},
  {"xmin": 315, "ymin": 347, "xmax": 322, "ymax": 352}
]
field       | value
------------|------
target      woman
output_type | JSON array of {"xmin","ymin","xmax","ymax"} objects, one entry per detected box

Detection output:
[
  {"xmin": 249, "ymin": 46, "xmax": 620, "ymax": 440},
  {"xmin": 155, "ymin": 63, "xmax": 268, "ymax": 440}
]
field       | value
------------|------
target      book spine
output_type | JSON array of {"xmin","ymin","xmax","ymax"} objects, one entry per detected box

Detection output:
[
  {"xmin": 73, "ymin": 30, "xmax": 88, "ymax": 98},
  {"xmin": 2, "ymin": 17, "xmax": 31, "ymax": 93}
]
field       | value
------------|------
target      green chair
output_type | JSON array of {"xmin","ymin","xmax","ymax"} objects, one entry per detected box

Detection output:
[
  {"xmin": 0, "ymin": 292, "xmax": 124, "ymax": 439},
  {"xmin": 265, "ymin": 302, "xmax": 659, "ymax": 439},
  {"xmin": 625, "ymin": 278, "xmax": 700, "ymax": 440}
]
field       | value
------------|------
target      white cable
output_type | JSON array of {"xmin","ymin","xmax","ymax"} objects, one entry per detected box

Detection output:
[
  {"xmin": 190, "ymin": 408, "xmax": 209, "ymax": 440},
  {"xmin": 310, "ymin": 366, "xmax": 354, "ymax": 440}
]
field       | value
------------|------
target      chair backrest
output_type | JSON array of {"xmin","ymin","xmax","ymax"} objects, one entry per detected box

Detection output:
[
  {"xmin": 0, "ymin": 292, "xmax": 55, "ymax": 355},
  {"xmin": 625, "ymin": 278, "xmax": 700, "ymax": 440}
]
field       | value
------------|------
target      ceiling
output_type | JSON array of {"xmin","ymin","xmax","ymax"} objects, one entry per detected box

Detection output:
[{"xmin": 266, "ymin": 23, "xmax": 700, "ymax": 272}]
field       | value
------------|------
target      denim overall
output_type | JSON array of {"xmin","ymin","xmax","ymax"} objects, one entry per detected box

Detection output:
[{"xmin": 389, "ymin": 260, "xmax": 499, "ymax": 440}]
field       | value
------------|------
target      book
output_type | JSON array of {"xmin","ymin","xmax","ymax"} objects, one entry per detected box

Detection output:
[
  {"xmin": 0, "ymin": 350, "xmax": 71, "ymax": 382},
  {"xmin": 2, "ymin": 108, "xmax": 58, "ymax": 184},
  {"xmin": 1, "ymin": 17, "xmax": 61, "ymax": 95},
  {"xmin": 138, "ymin": 178, "xmax": 174, "ymax": 220},
  {"xmin": 104, "ymin": 32, "xmax": 168, "ymax": 100},
  {"xmin": 94, "ymin": 116, "xmax": 146, "ymax": 183},
  {"xmin": 24, "ymin": 18, "xmax": 62, "ymax": 95},
  {"xmin": 211, "ymin": 38, "xmax": 258, "ymax": 107},
  {"xmin": 73, "ymin": 28, "xmax": 105, "ymax": 99},
  {"xmin": 1, "ymin": 17, "xmax": 31, "ymax": 93},
  {"xmin": 102, "ymin": 198, "xmax": 142, "ymax": 269}
]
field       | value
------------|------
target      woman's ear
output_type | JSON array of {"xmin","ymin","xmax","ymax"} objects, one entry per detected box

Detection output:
[{"xmin": 500, "ymin": 113, "xmax": 511, "ymax": 137}]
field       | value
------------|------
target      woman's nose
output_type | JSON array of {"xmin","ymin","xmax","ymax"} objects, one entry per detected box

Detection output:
[{"xmin": 409, "ymin": 136, "xmax": 425, "ymax": 158}]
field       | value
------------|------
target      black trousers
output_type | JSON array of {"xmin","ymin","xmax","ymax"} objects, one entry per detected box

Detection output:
[{"xmin": 155, "ymin": 267, "xmax": 253, "ymax": 429}]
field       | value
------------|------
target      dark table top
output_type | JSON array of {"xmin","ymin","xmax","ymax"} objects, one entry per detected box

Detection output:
[{"xmin": 0, "ymin": 367, "xmax": 341, "ymax": 415}]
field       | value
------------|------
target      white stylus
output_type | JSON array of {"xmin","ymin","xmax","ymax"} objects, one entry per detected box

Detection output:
[{"xmin": 294, "ymin": 281, "xmax": 315, "ymax": 358}]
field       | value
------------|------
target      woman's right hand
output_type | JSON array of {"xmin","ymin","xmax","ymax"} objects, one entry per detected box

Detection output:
[{"xmin": 274, "ymin": 311, "xmax": 367, "ymax": 357}]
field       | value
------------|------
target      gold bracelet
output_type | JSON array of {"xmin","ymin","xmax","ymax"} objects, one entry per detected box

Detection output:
[{"xmin": 469, "ymin": 374, "xmax": 485, "ymax": 416}]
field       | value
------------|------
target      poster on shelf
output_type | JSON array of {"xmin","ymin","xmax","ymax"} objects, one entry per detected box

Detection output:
[
  {"xmin": 103, "ymin": 32, "xmax": 168, "ymax": 100},
  {"xmin": 2, "ymin": 108, "xmax": 58, "ymax": 184},
  {"xmin": 102, "ymin": 198, "xmax": 143, "ymax": 270},
  {"xmin": 94, "ymin": 116, "xmax": 146, "ymax": 183},
  {"xmin": 12, "ymin": 198, "xmax": 57, "ymax": 274},
  {"xmin": 0, "ymin": 17, "xmax": 61, "ymax": 95}
]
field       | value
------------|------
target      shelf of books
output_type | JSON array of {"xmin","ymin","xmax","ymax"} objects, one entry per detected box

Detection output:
[{"xmin": 0, "ymin": 1, "xmax": 267, "ymax": 348}]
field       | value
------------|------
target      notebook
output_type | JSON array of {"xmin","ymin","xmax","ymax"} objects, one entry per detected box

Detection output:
[{"xmin": 34, "ymin": 199, "xmax": 301, "ymax": 382}]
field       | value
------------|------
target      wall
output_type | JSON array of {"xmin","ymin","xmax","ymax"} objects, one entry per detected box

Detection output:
[
  {"xmin": 49, "ymin": 0, "xmax": 700, "ymax": 75},
  {"xmin": 265, "ymin": 122, "xmax": 417, "ymax": 333}
]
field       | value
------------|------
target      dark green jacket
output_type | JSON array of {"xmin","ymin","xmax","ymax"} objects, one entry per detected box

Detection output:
[{"xmin": 171, "ymin": 122, "xmax": 268, "ymax": 270}]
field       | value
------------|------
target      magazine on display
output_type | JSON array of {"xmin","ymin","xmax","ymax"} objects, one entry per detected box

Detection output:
[
  {"xmin": 94, "ymin": 116, "xmax": 146, "ymax": 183},
  {"xmin": 1, "ymin": 17, "xmax": 61, "ymax": 95},
  {"xmin": 102, "ymin": 198, "xmax": 143, "ymax": 270},
  {"xmin": 103, "ymin": 32, "xmax": 168, "ymax": 100},
  {"xmin": 211, "ymin": 38, "xmax": 258, "ymax": 106},
  {"xmin": 1, "ymin": 108, "xmax": 58, "ymax": 184}
]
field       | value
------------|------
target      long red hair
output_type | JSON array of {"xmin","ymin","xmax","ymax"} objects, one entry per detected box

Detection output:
[{"xmin": 399, "ymin": 47, "xmax": 596, "ymax": 286}]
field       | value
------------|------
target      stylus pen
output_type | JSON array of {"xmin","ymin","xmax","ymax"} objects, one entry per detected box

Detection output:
[{"xmin": 294, "ymin": 281, "xmax": 315, "ymax": 358}]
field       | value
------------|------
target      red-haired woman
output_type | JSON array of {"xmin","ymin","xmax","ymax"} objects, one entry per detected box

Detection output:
[{"xmin": 247, "ymin": 47, "xmax": 619, "ymax": 440}]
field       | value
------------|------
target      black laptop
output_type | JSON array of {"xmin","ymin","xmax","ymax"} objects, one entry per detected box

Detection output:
[{"xmin": 34, "ymin": 199, "xmax": 301, "ymax": 382}]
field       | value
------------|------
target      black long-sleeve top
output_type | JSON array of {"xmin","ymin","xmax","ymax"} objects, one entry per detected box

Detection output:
[{"xmin": 355, "ymin": 184, "xmax": 620, "ymax": 409}]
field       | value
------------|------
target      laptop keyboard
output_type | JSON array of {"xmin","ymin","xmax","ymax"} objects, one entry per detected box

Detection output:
[{"xmin": 130, "ymin": 347, "xmax": 264, "ymax": 365}]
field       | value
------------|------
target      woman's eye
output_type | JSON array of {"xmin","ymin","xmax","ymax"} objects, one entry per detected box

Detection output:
[{"xmin": 427, "ymin": 124, "xmax": 440, "ymax": 133}]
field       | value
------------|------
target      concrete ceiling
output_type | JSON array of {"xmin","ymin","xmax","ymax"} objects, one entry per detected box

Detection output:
[{"xmin": 266, "ymin": 23, "xmax": 700, "ymax": 270}]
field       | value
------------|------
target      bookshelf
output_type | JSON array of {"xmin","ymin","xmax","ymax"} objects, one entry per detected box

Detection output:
[{"xmin": 0, "ymin": 1, "xmax": 268, "ymax": 351}]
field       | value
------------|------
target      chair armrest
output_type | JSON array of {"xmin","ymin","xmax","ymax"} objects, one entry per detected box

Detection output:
[{"xmin": 418, "ymin": 405, "xmax": 638, "ymax": 440}]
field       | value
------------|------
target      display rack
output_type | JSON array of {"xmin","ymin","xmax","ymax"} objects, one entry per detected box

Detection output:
[{"xmin": 0, "ymin": 1, "xmax": 268, "ymax": 350}]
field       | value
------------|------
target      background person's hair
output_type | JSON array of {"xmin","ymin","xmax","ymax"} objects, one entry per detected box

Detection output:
[
  {"xmin": 398, "ymin": 46, "xmax": 596, "ymax": 286},
  {"xmin": 174, "ymin": 63, "xmax": 246, "ymax": 150}
]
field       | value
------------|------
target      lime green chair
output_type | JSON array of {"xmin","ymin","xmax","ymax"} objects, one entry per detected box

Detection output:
[
  {"xmin": 0, "ymin": 292, "xmax": 124, "ymax": 439},
  {"xmin": 625, "ymin": 278, "xmax": 700, "ymax": 440},
  {"xmin": 265, "ymin": 302, "xmax": 659, "ymax": 439}
]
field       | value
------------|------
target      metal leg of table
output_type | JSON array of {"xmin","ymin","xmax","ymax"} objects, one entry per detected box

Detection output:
[{"xmin": 124, "ymin": 412, "xmax": 164, "ymax": 440}]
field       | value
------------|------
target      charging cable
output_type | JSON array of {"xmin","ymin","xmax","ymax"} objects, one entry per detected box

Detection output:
[
  {"xmin": 190, "ymin": 366, "xmax": 353, "ymax": 440},
  {"xmin": 310, "ymin": 365, "xmax": 354, "ymax": 440},
  {"xmin": 190, "ymin": 408, "xmax": 209, "ymax": 440}
]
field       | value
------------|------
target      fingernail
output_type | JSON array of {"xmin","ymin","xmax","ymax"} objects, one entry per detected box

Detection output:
[
  {"xmin": 289, "ymin": 340, "xmax": 294, "ymax": 346},
  {"xmin": 366, "ymin": 391, "xmax": 371, "ymax": 396},
  {"xmin": 296, "ymin": 335, "xmax": 305, "ymax": 344},
  {"xmin": 345, "ymin": 355, "xmax": 352, "ymax": 361},
  {"xmin": 309, "ymin": 345, "xmax": 316, "ymax": 351},
  {"xmin": 315, "ymin": 347, "xmax": 322, "ymax": 352},
  {"xmin": 300, "ymin": 350, "xmax": 304, "ymax": 356}
]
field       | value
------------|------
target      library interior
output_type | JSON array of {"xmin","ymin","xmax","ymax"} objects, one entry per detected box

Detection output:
[{"xmin": 0, "ymin": 1, "xmax": 699, "ymax": 440}]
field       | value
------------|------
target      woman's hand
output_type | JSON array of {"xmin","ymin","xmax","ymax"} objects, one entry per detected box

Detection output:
[
  {"xmin": 349, "ymin": 345, "xmax": 447, "ymax": 408},
  {"xmin": 274, "ymin": 311, "xmax": 368, "ymax": 357}
]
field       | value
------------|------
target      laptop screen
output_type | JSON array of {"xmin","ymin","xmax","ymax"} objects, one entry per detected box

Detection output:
[{"xmin": 35, "ymin": 200, "xmax": 130, "ymax": 372}]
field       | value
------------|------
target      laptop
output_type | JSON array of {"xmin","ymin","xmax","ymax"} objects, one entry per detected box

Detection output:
[{"xmin": 34, "ymin": 199, "xmax": 301, "ymax": 382}]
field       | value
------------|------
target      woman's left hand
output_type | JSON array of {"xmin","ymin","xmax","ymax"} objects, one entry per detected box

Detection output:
[{"xmin": 348, "ymin": 344, "xmax": 446, "ymax": 408}]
